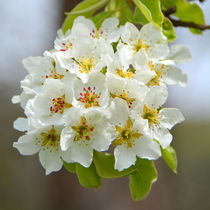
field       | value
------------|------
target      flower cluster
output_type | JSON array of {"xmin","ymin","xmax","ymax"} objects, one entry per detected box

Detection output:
[{"xmin": 13, "ymin": 17, "xmax": 191, "ymax": 175}]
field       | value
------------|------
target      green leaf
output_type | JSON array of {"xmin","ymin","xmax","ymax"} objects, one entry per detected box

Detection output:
[
  {"xmin": 134, "ymin": 7, "xmax": 149, "ymax": 25},
  {"xmin": 76, "ymin": 163, "xmax": 101, "ymax": 188},
  {"xmin": 161, "ymin": 146, "xmax": 178, "ymax": 173},
  {"xmin": 162, "ymin": 17, "xmax": 176, "ymax": 41},
  {"xmin": 129, "ymin": 159, "xmax": 158, "ymax": 201},
  {"xmin": 140, "ymin": 0, "xmax": 164, "ymax": 25},
  {"xmin": 160, "ymin": 0, "xmax": 205, "ymax": 33},
  {"xmin": 63, "ymin": 161, "xmax": 76, "ymax": 173},
  {"xmin": 94, "ymin": 151, "xmax": 137, "ymax": 178},
  {"xmin": 133, "ymin": 0, "xmax": 153, "ymax": 24},
  {"xmin": 62, "ymin": 0, "xmax": 109, "ymax": 33},
  {"xmin": 105, "ymin": 0, "xmax": 134, "ymax": 24},
  {"xmin": 91, "ymin": 11, "xmax": 113, "ymax": 28}
]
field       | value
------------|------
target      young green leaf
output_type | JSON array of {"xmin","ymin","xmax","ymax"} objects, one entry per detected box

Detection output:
[
  {"xmin": 129, "ymin": 159, "xmax": 158, "ymax": 201},
  {"xmin": 140, "ymin": 0, "xmax": 164, "ymax": 25},
  {"xmin": 105, "ymin": 0, "xmax": 134, "ymax": 24},
  {"xmin": 91, "ymin": 11, "xmax": 113, "ymax": 28},
  {"xmin": 94, "ymin": 151, "xmax": 137, "ymax": 178},
  {"xmin": 62, "ymin": 0, "xmax": 109, "ymax": 33},
  {"xmin": 133, "ymin": 0, "xmax": 153, "ymax": 23},
  {"xmin": 63, "ymin": 161, "xmax": 77, "ymax": 173},
  {"xmin": 76, "ymin": 163, "xmax": 101, "ymax": 188},
  {"xmin": 162, "ymin": 17, "xmax": 176, "ymax": 41},
  {"xmin": 161, "ymin": 146, "xmax": 178, "ymax": 173},
  {"xmin": 161, "ymin": 0, "xmax": 205, "ymax": 34}
]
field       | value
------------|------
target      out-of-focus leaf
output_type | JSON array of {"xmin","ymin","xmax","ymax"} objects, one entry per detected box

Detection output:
[
  {"xmin": 63, "ymin": 161, "xmax": 76, "ymax": 173},
  {"xmin": 161, "ymin": 146, "xmax": 178, "ymax": 173},
  {"xmin": 91, "ymin": 11, "xmax": 113, "ymax": 28},
  {"xmin": 62, "ymin": 0, "xmax": 109, "ymax": 33},
  {"xmin": 161, "ymin": 0, "xmax": 205, "ymax": 33},
  {"xmin": 129, "ymin": 159, "xmax": 158, "ymax": 201},
  {"xmin": 162, "ymin": 17, "xmax": 176, "ymax": 41},
  {"xmin": 94, "ymin": 151, "xmax": 137, "ymax": 178},
  {"xmin": 76, "ymin": 163, "xmax": 101, "ymax": 188},
  {"xmin": 105, "ymin": 0, "xmax": 134, "ymax": 24}
]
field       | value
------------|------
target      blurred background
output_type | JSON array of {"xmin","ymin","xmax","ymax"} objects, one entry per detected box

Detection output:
[{"xmin": 0, "ymin": 0, "xmax": 210, "ymax": 210}]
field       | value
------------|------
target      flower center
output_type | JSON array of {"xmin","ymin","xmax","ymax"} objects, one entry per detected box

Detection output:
[
  {"xmin": 132, "ymin": 39, "xmax": 149, "ymax": 53},
  {"xmin": 115, "ymin": 68, "xmax": 135, "ymax": 79},
  {"xmin": 40, "ymin": 126, "xmax": 60, "ymax": 148},
  {"xmin": 50, "ymin": 95, "xmax": 72, "ymax": 114},
  {"xmin": 147, "ymin": 63, "xmax": 165, "ymax": 86},
  {"xmin": 45, "ymin": 71, "xmax": 64, "ymax": 80},
  {"xmin": 71, "ymin": 116, "xmax": 95, "ymax": 141},
  {"xmin": 112, "ymin": 119, "xmax": 142, "ymax": 148},
  {"xmin": 90, "ymin": 29, "xmax": 103, "ymax": 39},
  {"xmin": 110, "ymin": 90, "xmax": 135, "ymax": 108},
  {"xmin": 73, "ymin": 57, "xmax": 95, "ymax": 74},
  {"xmin": 78, "ymin": 86, "xmax": 100, "ymax": 108},
  {"xmin": 60, "ymin": 42, "xmax": 72, "ymax": 51},
  {"xmin": 45, "ymin": 60, "xmax": 64, "ymax": 80},
  {"xmin": 142, "ymin": 104, "xmax": 159, "ymax": 125}
]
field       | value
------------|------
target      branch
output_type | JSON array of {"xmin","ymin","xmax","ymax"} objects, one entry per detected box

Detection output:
[
  {"xmin": 169, "ymin": 17, "xmax": 210, "ymax": 31},
  {"xmin": 163, "ymin": 6, "xmax": 210, "ymax": 31}
]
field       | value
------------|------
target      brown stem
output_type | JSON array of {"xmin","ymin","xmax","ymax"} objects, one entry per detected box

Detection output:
[{"xmin": 169, "ymin": 17, "xmax": 210, "ymax": 31}]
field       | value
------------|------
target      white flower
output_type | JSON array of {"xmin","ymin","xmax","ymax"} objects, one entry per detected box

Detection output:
[
  {"xmin": 72, "ymin": 73, "xmax": 109, "ymax": 110},
  {"xmin": 106, "ymin": 50, "xmax": 156, "ymax": 84},
  {"xmin": 56, "ymin": 40, "xmax": 109, "ymax": 83},
  {"xmin": 71, "ymin": 16, "xmax": 121, "ymax": 43},
  {"xmin": 13, "ymin": 123, "xmax": 67, "ymax": 175},
  {"xmin": 60, "ymin": 108, "xmax": 115, "ymax": 167},
  {"xmin": 120, "ymin": 23, "xmax": 169, "ymax": 61},
  {"xmin": 106, "ymin": 73, "xmax": 148, "ymax": 109},
  {"xmin": 110, "ymin": 98, "xmax": 161, "ymax": 171},
  {"xmin": 132, "ymin": 86, "xmax": 184, "ymax": 148},
  {"xmin": 26, "ymin": 79, "xmax": 73, "ymax": 125},
  {"xmin": 146, "ymin": 61, "xmax": 187, "ymax": 87}
]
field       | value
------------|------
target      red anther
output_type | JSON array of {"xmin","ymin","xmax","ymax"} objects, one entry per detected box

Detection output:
[
  {"xmin": 60, "ymin": 49, "xmax": 67, "ymax": 52},
  {"xmin": 80, "ymin": 93, "xmax": 83, "ymax": 96},
  {"xmin": 85, "ymin": 136, "xmax": 90, "ymax": 140},
  {"xmin": 93, "ymin": 87, "xmax": 96, "ymax": 90},
  {"xmin": 88, "ymin": 87, "xmax": 91, "ymax": 90},
  {"xmin": 83, "ymin": 88, "xmax": 86, "ymax": 91}
]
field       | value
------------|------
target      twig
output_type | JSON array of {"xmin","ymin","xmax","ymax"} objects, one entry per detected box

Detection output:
[
  {"xmin": 163, "ymin": 6, "xmax": 210, "ymax": 31},
  {"xmin": 168, "ymin": 17, "xmax": 210, "ymax": 31}
]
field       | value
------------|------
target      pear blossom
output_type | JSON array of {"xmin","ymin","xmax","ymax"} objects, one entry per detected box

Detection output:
[
  {"xmin": 132, "ymin": 86, "xmax": 184, "ymax": 148},
  {"xmin": 60, "ymin": 108, "xmax": 115, "ymax": 167},
  {"xmin": 72, "ymin": 73, "xmax": 109, "ymax": 110},
  {"xmin": 71, "ymin": 16, "xmax": 121, "ymax": 43},
  {"xmin": 110, "ymin": 98, "xmax": 161, "ymax": 171},
  {"xmin": 106, "ymin": 73, "xmax": 148, "ymax": 109},
  {"xmin": 120, "ymin": 23, "xmax": 169, "ymax": 63},
  {"xmin": 13, "ymin": 122, "xmax": 68, "ymax": 175},
  {"xmin": 13, "ymin": 17, "xmax": 190, "ymax": 175},
  {"xmin": 26, "ymin": 79, "xmax": 73, "ymax": 125}
]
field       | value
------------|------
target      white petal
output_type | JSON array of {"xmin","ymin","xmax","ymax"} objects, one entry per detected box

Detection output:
[
  {"xmin": 164, "ymin": 66, "xmax": 187, "ymax": 86},
  {"xmin": 140, "ymin": 23, "xmax": 166, "ymax": 45},
  {"xmin": 114, "ymin": 145, "xmax": 136, "ymax": 171},
  {"xmin": 39, "ymin": 149, "xmax": 63, "ymax": 175},
  {"xmin": 134, "ymin": 137, "xmax": 161, "ymax": 160},
  {"xmin": 149, "ymin": 44, "xmax": 169, "ymax": 59},
  {"xmin": 153, "ymin": 127, "xmax": 172, "ymax": 149},
  {"xmin": 109, "ymin": 98, "xmax": 129, "ymax": 126},
  {"xmin": 13, "ymin": 134, "xmax": 40, "ymax": 155},
  {"xmin": 101, "ymin": 17, "xmax": 119, "ymax": 32},
  {"xmin": 121, "ymin": 22, "xmax": 139, "ymax": 44},
  {"xmin": 145, "ymin": 86, "xmax": 168, "ymax": 108},
  {"xmin": 159, "ymin": 108, "xmax": 185, "ymax": 129},
  {"xmin": 14, "ymin": 118, "xmax": 29, "ymax": 132},
  {"xmin": 69, "ymin": 144, "xmax": 93, "ymax": 168},
  {"xmin": 11, "ymin": 95, "xmax": 20, "ymax": 104},
  {"xmin": 168, "ymin": 45, "xmax": 192, "ymax": 64},
  {"xmin": 60, "ymin": 127, "xmax": 75, "ymax": 151}
]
